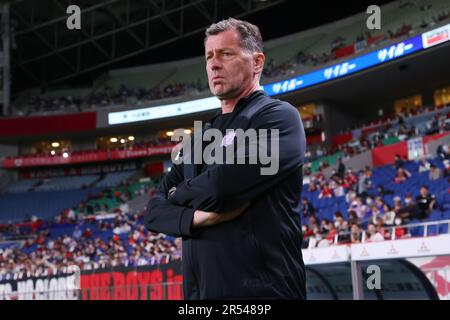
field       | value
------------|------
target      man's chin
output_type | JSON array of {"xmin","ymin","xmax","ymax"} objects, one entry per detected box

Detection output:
[{"xmin": 213, "ymin": 90, "xmax": 235, "ymax": 100}]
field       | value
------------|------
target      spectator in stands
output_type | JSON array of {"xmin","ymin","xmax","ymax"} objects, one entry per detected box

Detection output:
[
  {"xmin": 345, "ymin": 189, "xmax": 358, "ymax": 204},
  {"xmin": 368, "ymin": 205, "xmax": 382, "ymax": 224},
  {"xmin": 437, "ymin": 144, "xmax": 449, "ymax": 160},
  {"xmin": 308, "ymin": 215, "xmax": 319, "ymax": 229},
  {"xmin": 375, "ymin": 196, "xmax": 389, "ymax": 215},
  {"xmin": 306, "ymin": 225, "xmax": 321, "ymax": 248},
  {"xmin": 429, "ymin": 164, "xmax": 443, "ymax": 181},
  {"xmin": 350, "ymin": 223, "xmax": 362, "ymax": 243},
  {"xmin": 73, "ymin": 227, "xmax": 82, "ymax": 240},
  {"xmin": 307, "ymin": 180, "xmax": 317, "ymax": 192},
  {"xmin": 375, "ymin": 216, "xmax": 388, "ymax": 237},
  {"xmin": 345, "ymin": 168, "xmax": 358, "ymax": 187},
  {"xmin": 83, "ymin": 228, "xmax": 93, "ymax": 239},
  {"xmin": 330, "ymin": 179, "xmax": 345, "ymax": 197},
  {"xmin": 377, "ymin": 184, "xmax": 394, "ymax": 196},
  {"xmin": 396, "ymin": 193, "xmax": 417, "ymax": 221},
  {"xmin": 301, "ymin": 226, "xmax": 310, "ymax": 249},
  {"xmin": 418, "ymin": 158, "xmax": 431, "ymax": 172},
  {"xmin": 337, "ymin": 158, "xmax": 346, "ymax": 179},
  {"xmin": 333, "ymin": 211, "xmax": 349, "ymax": 235},
  {"xmin": 357, "ymin": 169, "xmax": 372, "ymax": 197},
  {"xmin": 444, "ymin": 160, "xmax": 450, "ymax": 178},
  {"xmin": 392, "ymin": 216, "xmax": 408, "ymax": 239},
  {"xmin": 365, "ymin": 223, "xmax": 385, "ymax": 242},
  {"xmin": 365, "ymin": 194, "xmax": 374, "ymax": 206},
  {"xmin": 320, "ymin": 219, "xmax": 332, "ymax": 234},
  {"xmin": 301, "ymin": 198, "xmax": 315, "ymax": 218},
  {"xmin": 415, "ymin": 186, "xmax": 436, "ymax": 220},
  {"xmin": 392, "ymin": 196, "xmax": 402, "ymax": 213},
  {"xmin": 394, "ymin": 167, "xmax": 411, "ymax": 183},
  {"xmin": 395, "ymin": 154, "xmax": 404, "ymax": 169},
  {"xmin": 349, "ymin": 197, "xmax": 369, "ymax": 219},
  {"xmin": 383, "ymin": 205, "xmax": 396, "ymax": 226},
  {"xmin": 319, "ymin": 182, "xmax": 333, "ymax": 199},
  {"xmin": 171, "ymin": 238, "xmax": 183, "ymax": 261},
  {"xmin": 347, "ymin": 210, "xmax": 360, "ymax": 226},
  {"xmin": 324, "ymin": 223, "xmax": 338, "ymax": 246}
]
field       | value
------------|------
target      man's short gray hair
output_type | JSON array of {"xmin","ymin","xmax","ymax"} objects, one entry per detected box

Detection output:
[{"xmin": 204, "ymin": 18, "xmax": 263, "ymax": 53}]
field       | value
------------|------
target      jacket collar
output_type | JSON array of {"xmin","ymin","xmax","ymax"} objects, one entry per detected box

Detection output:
[{"xmin": 207, "ymin": 89, "xmax": 266, "ymax": 123}]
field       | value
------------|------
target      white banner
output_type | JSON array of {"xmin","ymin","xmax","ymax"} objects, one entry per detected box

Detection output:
[
  {"xmin": 108, "ymin": 96, "xmax": 220, "ymax": 125},
  {"xmin": 407, "ymin": 137, "xmax": 424, "ymax": 160},
  {"xmin": 302, "ymin": 245, "xmax": 351, "ymax": 265},
  {"xmin": 351, "ymin": 234, "xmax": 450, "ymax": 261}
]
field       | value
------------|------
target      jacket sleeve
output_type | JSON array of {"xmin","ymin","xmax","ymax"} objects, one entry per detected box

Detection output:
[
  {"xmin": 169, "ymin": 102, "xmax": 306, "ymax": 213},
  {"xmin": 144, "ymin": 159, "xmax": 196, "ymax": 238}
]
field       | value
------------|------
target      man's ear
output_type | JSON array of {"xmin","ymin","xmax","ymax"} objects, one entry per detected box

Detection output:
[{"xmin": 254, "ymin": 52, "xmax": 265, "ymax": 73}]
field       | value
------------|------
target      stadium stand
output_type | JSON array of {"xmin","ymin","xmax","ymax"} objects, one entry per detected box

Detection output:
[
  {"xmin": 0, "ymin": 127, "xmax": 448, "ymax": 278},
  {"xmin": 11, "ymin": 0, "xmax": 450, "ymax": 116}
]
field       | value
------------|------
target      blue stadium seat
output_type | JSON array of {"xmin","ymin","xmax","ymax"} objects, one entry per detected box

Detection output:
[{"xmin": 0, "ymin": 188, "xmax": 103, "ymax": 222}]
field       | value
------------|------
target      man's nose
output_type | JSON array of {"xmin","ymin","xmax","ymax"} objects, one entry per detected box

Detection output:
[{"xmin": 209, "ymin": 56, "xmax": 222, "ymax": 70}]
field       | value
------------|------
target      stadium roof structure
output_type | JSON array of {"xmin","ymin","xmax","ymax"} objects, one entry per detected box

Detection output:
[
  {"xmin": 10, "ymin": 0, "xmax": 398, "ymax": 92},
  {"xmin": 11, "ymin": 0, "xmax": 288, "ymax": 89}
]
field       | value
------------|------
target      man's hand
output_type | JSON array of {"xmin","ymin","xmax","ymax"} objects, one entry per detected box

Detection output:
[{"xmin": 192, "ymin": 202, "xmax": 251, "ymax": 228}]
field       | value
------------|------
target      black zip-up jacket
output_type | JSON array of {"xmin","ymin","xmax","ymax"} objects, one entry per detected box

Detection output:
[{"xmin": 145, "ymin": 90, "xmax": 307, "ymax": 299}]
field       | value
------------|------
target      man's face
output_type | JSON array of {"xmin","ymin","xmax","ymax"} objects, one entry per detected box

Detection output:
[{"xmin": 205, "ymin": 29, "xmax": 262, "ymax": 99}]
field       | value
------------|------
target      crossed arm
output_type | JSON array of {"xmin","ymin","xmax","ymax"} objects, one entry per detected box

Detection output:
[
  {"xmin": 144, "ymin": 103, "xmax": 305, "ymax": 238},
  {"xmin": 144, "ymin": 160, "xmax": 250, "ymax": 238}
]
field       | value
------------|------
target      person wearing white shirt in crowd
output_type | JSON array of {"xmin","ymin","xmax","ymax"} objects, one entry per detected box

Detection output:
[
  {"xmin": 429, "ymin": 164, "xmax": 443, "ymax": 181},
  {"xmin": 418, "ymin": 158, "xmax": 431, "ymax": 173},
  {"xmin": 349, "ymin": 197, "xmax": 369, "ymax": 219},
  {"xmin": 366, "ymin": 223, "xmax": 385, "ymax": 242}
]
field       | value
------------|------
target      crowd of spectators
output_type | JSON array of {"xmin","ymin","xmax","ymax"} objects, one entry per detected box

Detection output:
[
  {"xmin": 0, "ymin": 216, "xmax": 181, "ymax": 278},
  {"xmin": 15, "ymin": 80, "xmax": 208, "ymax": 116},
  {"xmin": 0, "ymin": 145, "xmax": 449, "ymax": 277},
  {"xmin": 303, "ymin": 104, "xmax": 449, "ymax": 174},
  {"xmin": 301, "ymin": 150, "xmax": 448, "ymax": 249},
  {"xmin": 262, "ymin": 7, "xmax": 450, "ymax": 81},
  {"xmin": 86, "ymin": 80, "xmax": 207, "ymax": 109},
  {"xmin": 17, "ymin": 95, "xmax": 83, "ymax": 116},
  {"xmin": 0, "ymin": 180, "xmax": 182, "ymax": 278}
]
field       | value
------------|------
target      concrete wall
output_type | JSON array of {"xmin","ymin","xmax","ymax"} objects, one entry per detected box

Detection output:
[
  {"xmin": 321, "ymin": 150, "xmax": 372, "ymax": 179},
  {"xmin": 426, "ymin": 134, "xmax": 450, "ymax": 157}
]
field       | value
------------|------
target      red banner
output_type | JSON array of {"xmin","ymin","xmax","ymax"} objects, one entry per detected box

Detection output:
[
  {"xmin": 0, "ymin": 112, "xmax": 96, "ymax": 136},
  {"xmin": 332, "ymin": 132, "xmax": 353, "ymax": 148},
  {"xmin": 80, "ymin": 263, "xmax": 183, "ymax": 300},
  {"xmin": 334, "ymin": 44, "xmax": 355, "ymax": 59},
  {"xmin": 368, "ymin": 34, "xmax": 385, "ymax": 45},
  {"xmin": 372, "ymin": 141, "xmax": 408, "ymax": 167},
  {"xmin": 306, "ymin": 134, "xmax": 322, "ymax": 145},
  {"xmin": 370, "ymin": 131, "xmax": 448, "ymax": 167},
  {"xmin": 2, "ymin": 151, "xmax": 109, "ymax": 168},
  {"xmin": 2, "ymin": 144, "xmax": 177, "ymax": 169},
  {"xmin": 109, "ymin": 144, "xmax": 176, "ymax": 160},
  {"xmin": 0, "ymin": 262, "xmax": 183, "ymax": 300},
  {"xmin": 20, "ymin": 162, "xmax": 138, "ymax": 179}
]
